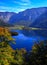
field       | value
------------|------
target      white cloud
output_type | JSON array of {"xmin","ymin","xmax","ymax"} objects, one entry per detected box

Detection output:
[
  {"xmin": 0, "ymin": 6, "xmax": 26, "ymax": 13},
  {"xmin": 0, "ymin": 0, "xmax": 32, "ymax": 13},
  {"xmin": 21, "ymin": 0, "xmax": 30, "ymax": 3},
  {"xmin": 14, "ymin": 1, "xmax": 28, "ymax": 5},
  {"xmin": 0, "ymin": 10, "xmax": 6, "ymax": 12},
  {"xmin": 13, "ymin": 0, "xmax": 31, "ymax": 6},
  {"xmin": 0, "ymin": 6, "xmax": 17, "ymax": 11},
  {"xmin": 0, "ymin": 6, "xmax": 11, "ymax": 10},
  {"xmin": 17, "ymin": 8, "xmax": 25, "ymax": 11},
  {"xmin": 20, "ymin": 0, "xmax": 31, "ymax": 4},
  {"xmin": 0, "ymin": 6, "xmax": 15, "ymax": 12}
]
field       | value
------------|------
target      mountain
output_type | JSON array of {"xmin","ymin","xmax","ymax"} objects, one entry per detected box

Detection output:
[
  {"xmin": 0, "ymin": 7, "xmax": 47, "ymax": 28},
  {"xmin": 8, "ymin": 7, "xmax": 47, "ymax": 28},
  {"xmin": 0, "ymin": 12, "xmax": 16, "ymax": 26},
  {"xmin": 29, "ymin": 8, "xmax": 47, "ymax": 28},
  {"xmin": 0, "ymin": 12, "xmax": 15, "ymax": 23},
  {"xmin": 0, "ymin": 19, "xmax": 14, "ymax": 27}
]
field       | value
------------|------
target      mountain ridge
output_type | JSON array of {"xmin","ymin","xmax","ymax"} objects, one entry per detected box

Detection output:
[{"xmin": 0, "ymin": 7, "xmax": 47, "ymax": 27}]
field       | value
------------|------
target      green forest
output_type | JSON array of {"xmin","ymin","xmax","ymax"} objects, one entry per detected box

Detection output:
[{"xmin": 0, "ymin": 27, "xmax": 47, "ymax": 65}]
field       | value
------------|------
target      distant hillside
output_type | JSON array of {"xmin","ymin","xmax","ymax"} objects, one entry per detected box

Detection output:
[
  {"xmin": 0, "ymin": 12, "xmax": 16, "ymax": 26},
  {"xmin": 0, "ymin": 19, "xmax": 13, "ymax": 27},
  {"xmin": 30, "ymin": 9, "xmax": 47, "ymax": 28},
  {"xmin": 0, "ymin": 12, "xmax": 15, "ymax": 23},
  {"xmin": 0, "ymin": 7, "xmax": 47, "ymax": 28},
  {"xmin": 12, "ymin": 7, "xmax": 47, "ymax": 28}
]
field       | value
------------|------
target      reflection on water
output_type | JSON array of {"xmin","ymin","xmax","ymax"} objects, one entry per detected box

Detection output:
[{"xmin": 10, "ymin": 30, "xmax": 47, "ymax": 51}]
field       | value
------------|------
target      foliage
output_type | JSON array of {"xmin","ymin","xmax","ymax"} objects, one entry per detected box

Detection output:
[
  {"xmin": 0, "ymin": 27, "xmax": 15, "ymax": 65},
  {"xmin": 28, "ymin": 40, "xmax": 47, "ymax": 65},
  {"xmin": 11, "ymin": 48, "xmax": 27, "ymax": 65},
  {"xmin": 0, "ymin": 27, "xmax": 47, "ymax": 65},
  {"xmin": 17, "ymin": 40, "xmax": 47, "ymax": 65},
  {"xmin": 0, "ymin": 27, "xmax": 27, "ymax": 65}
]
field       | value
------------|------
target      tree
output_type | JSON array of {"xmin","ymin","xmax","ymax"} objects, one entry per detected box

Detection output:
[
  {"xmin": 29, "ymin": 40, "xmax": 47, "ymax": 65},
  {"xmin": 0, "ymin": 27, "xmax": 15, "ymax": 65},
  {"xmin": 11, "ymin": 48, "xmax": 27, "ymax": 65}
]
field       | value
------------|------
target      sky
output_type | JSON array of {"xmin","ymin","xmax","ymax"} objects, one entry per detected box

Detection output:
[{"xmin": 0, "ymin": 0, "xmax": 47, "ymax": 13}]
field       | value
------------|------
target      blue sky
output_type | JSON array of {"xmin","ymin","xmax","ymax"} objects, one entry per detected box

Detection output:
[{"xmin": 0, "ymin": 0, "xmax": 47, "ymax": 13}]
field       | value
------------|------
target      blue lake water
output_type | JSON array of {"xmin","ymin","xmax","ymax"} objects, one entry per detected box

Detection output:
[{"xmin": 10, "ymin": 30, "xmax": 47, "ymax": 51}]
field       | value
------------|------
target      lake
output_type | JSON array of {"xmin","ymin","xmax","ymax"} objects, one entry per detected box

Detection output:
[{"xmin": 10, "ymin": 30, "xmax": 47, "ymax": 51}]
